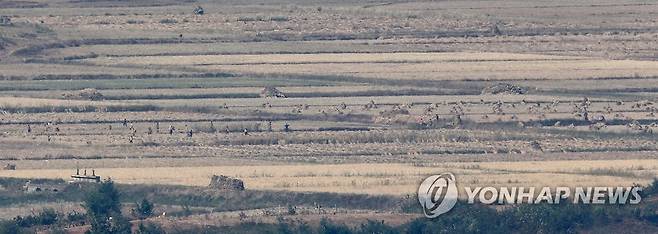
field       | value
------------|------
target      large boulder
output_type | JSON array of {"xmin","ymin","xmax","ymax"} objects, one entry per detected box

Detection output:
[{"xmin": 209, "ymin": 175, "xmax": 245, "ymax": 191}]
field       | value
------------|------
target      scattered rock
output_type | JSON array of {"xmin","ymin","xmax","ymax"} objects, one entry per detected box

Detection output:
[
  {"xmin": 378, "ymin": 107, "xmax": 410, "ymax": 118},
  {"xmin": 209, "ymin": 175, "xmax": 245, "ymax": 191},
  {"xmin": 2, "ymin": 163, "xmax": 15, "ymax": 170},
  {"xmin": 373, "ymin": 106, "xmax": 411, "ymax": 124},
  {"xmin": 62, "ymin": 88, "xmax": 104, "ymax": 101},
  {"xmin": 260, "ymin": 86, "xmax": 286, "ymax": 98},
  {"xmin": 529, "ymin": 141, "xmax": 543, "ymax": 152},
  {"xmin": 481, "ymin": 83, "xmax": 527, "ymax": 95}
]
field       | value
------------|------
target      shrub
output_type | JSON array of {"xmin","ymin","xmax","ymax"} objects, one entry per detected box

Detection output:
[
  {"xmin": 159, "ymin": 19, "xmax": 177, "ymax": 24},
  {"xmin": 237, "ymin": 16, "xmax": 257, "ymax": 22},
  {"xmin": 0, "ymin": 220, "xmax": 21, "ymax": 234},
  {"xmin": 319, "ymin": 218, "xmax": 352, "ymax": 234},
  {"xmin": 66, "ymin": 211, "xmax": 86, "ymax": 225},
  {"xmin": 84, "ymin": 179, "xmax": 132, "ymax": 234},
  {"xmin": 634, "ymin": 202, "xmax": 658, "ymax": 224},
  {"xmin": 136, "ymin": 222, "xmax": 165, "ymax": 234},
  {"xmin": 270, "ymin": 16, "xmax": 289, "ymax": 21},
  {"xmin": 126, "ymin": 20, "xmax": 144, "ymax": 24},
  {"xmin": 13, "ymin": 208, "xmax": 59, "ymax": 228},
  {"xmin": 503, "ymin": 203, "xmax": 593, "ymax": 234},
  {"xmin": 356, "ymin": 220, "xmax": 398, "ymax": 234},
  {"xmin": 37, "ymin": 209, "xmax": 58, "ymax": 226},
  {"xmin": 132, "ymin": 198, "xmax": 155, "ymax": 220},
  {"xmin": 412, "ymin": 203, "xmax": 504, "ymax": 234},
  {"xmin": 642, "ymin": 178, "xmax": 658, "ymax": 197}
]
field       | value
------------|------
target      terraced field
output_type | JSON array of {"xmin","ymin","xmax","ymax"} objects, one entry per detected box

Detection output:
[
  {"xmin": 87, "ymin": 52, "xmax": 658, "ymax": 81},
  {"xmin": 0, "ymin": 0, "xmax": 657, "ymax": 232}
]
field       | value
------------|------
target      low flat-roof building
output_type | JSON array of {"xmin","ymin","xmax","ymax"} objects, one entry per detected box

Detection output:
[{"xmin": 70, "ymin": 169, "xmax": 101, "ymax": 183}]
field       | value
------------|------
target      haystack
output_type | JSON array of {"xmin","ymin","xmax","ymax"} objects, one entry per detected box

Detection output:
[
  {"xmin": 62, "ymin": 88, "xmax": 104, "ymax": 101},
  {"xmin": 481, "ymin": 83, "xmax": 527, "ymax": 95},
  {"xmin": 260, "ymin": 86, "xmax": 286, "ymax": 98},
  {"xmin": 209, "ymin": 175, "xmax": 245, "ymax": 191}
]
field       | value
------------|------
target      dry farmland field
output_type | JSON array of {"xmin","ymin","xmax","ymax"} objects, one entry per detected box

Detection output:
[{"xmin": 1, "ymin": 0, "xmax": 658, "ymax": 233}]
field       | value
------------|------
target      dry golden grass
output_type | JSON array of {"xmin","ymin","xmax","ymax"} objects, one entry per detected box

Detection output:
[
  {"xmin": 207, "ymin": 59, "xmax": 658, "ymax": 81},
  {"xmin": 52, "ymin": 31, "xmax": 658, "ymax": 61},
  {"xmin": 1, "ymin": 160, "xmax": 653, "ymax": 196},
  {"xmin": 87, "ymin": 52, "xmax": 582, "ymax": 66},
  {"xmin": 0, "ymin": 111, "xmax": 222, "ymax": 123},
  {"xmin": 86, "ymin": 52, "xmax": 658, "ymax": 81},
  {"xmin": 0, "ymin": 97, "xmax": 133, "ymax": 110},
  {"xmin": 0, "ymin": 64, "xmax": 168, "ymax": 77}
]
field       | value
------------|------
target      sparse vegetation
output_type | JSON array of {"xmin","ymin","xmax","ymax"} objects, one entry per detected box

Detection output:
[
  {"xmin": 84, "ymin": 179, "xmax": 132, "ymax": 234},
  {"xmin": 132, "ymin": 198, "xmax": 154, "ymax": 220},
  {"xmin": 158, "ymin": 19, "xmax": 177, "ymax": 24}
]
